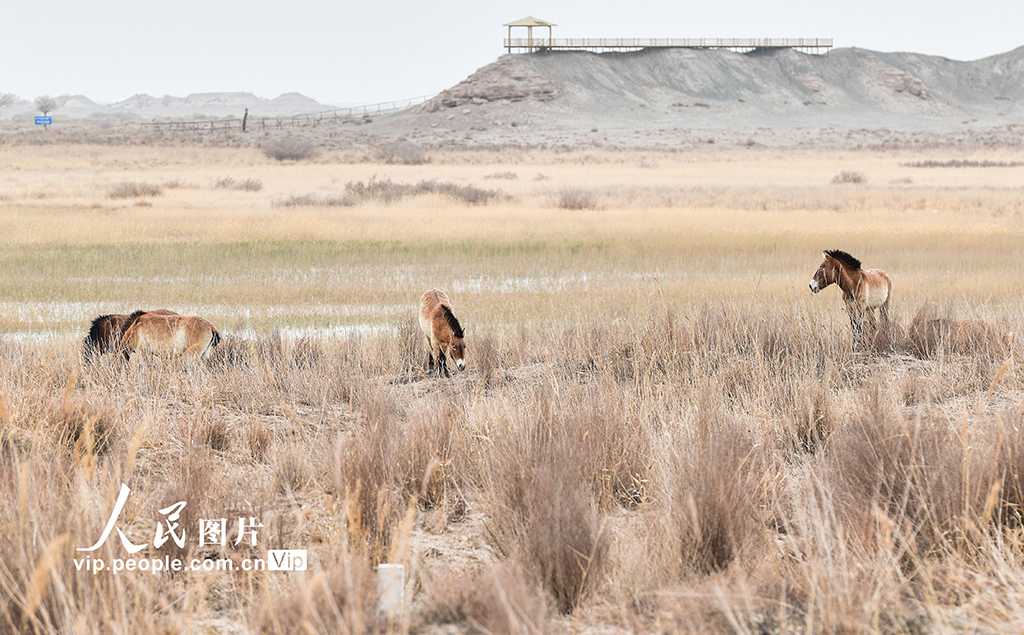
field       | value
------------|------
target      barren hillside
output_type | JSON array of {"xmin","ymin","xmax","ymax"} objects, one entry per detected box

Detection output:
[{"xmin": 375, "ymin": 46, "xmax": 1024, "ymax": 146}]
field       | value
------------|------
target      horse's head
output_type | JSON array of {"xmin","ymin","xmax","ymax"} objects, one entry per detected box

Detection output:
[
  {"xmin": 809, "ymin": 251, "xmax": 840, "ymax": 294},
  {"xmin": 447, "ymin": 335, "xmax": 466, "ymax": 372}
]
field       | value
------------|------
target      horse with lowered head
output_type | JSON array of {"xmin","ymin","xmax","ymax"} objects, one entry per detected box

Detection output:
[
  {"xmin": 84, "ymin": 309, "xmax": 178, "ymax": 363},
  {"xmin": 809, "ymin": 249, "xmax": 892, "ymax": 338},
  {"xmin": 120, "ymin": 310, "xmax": 221, "ymax": 362},
  {"xmin": 419, "ymin": 289, "xmax": 466, "ymax": 377}
]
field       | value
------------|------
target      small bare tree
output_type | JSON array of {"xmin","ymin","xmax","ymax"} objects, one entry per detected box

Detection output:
[
  {"xmin": 34, "ymin": 95, "xmax": 58, "ymax": 116},
  {"xmin": 0, "ymin": 93, "xmax": 16, "ymax": 109}
]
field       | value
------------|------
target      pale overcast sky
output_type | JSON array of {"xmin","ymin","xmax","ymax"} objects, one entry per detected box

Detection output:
[{"xmin": 2, "ymin": 0, "xmax": 1021, "ymax": 106}]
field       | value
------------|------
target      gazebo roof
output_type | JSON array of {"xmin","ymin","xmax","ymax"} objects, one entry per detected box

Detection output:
[{"xmin": 503, "ymin": 16, "xmax": 556, "ymax": 27}]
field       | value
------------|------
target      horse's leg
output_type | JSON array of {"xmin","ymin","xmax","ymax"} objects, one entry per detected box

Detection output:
[
  {"xmin": 879, "ymin": 301, "xmax": 891, "ymax": 329},
  {"xmin": 425, "ymin": 337, "xmax": 436, "ymax": 374},
  {"xmin": 864, "ymin": 309, "xmax": 878, "ymax": 336},
  {"xmin": 847, "ymin": 308, "xmax": 866, "ymax": 346},
  {"xmin": 438, "ymin": 350, "xmax": 449, "ymax": 378}
]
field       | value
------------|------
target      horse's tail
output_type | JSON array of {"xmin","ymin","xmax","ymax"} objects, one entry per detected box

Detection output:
[
  {"xmin": 211, "ymin": 327, "xmax": 222, "ymax": 349},
  {"xmin": 85, "ymin": 314, "xmax": 117, "ymax": 358}
]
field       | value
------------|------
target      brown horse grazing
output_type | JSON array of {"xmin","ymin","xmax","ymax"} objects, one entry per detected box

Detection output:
[
  {"xmin": 419, "ymin": 289, "xmax": 466, "ymax": 377},
  {"xmin": 84, "ymin": 309, "xmax": 178, "ymax": 363},
  {"xmin": 120, "ymin": 310, "xmax": 221, "ymax": 362},
  {"xmin": 809, "ymin": 250, "xmax": 892, "ymax": 338}
]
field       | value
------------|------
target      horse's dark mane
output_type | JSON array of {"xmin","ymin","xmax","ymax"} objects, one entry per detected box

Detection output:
[
  {"xmin": 826, "ymin": 249, "xmax": 861, "ymax": 270},
  {"xmin": 121, "ymin": 310, "xmax": 148, "ymax": 334},
  {"xmin": 441, "ymin": 305, "xmax": 464, "ymax": 339}
]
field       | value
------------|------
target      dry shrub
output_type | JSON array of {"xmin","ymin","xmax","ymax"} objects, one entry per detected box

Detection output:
[
  {"xmin": 208, "ymin": 333, "xmax": 252, "ymax": 368},
  {"xmin": 485, "ymin": 397, "xmax": 611, "ymax": 613},
  {"xmin": 670, "ymin": 402, "xmax": 761, "ymax": 573},
  {"xmin": 246, "ymin": 420, "xmax": 273, "ymax": 463},
  {"xmin": 870, "ymin": 317, "xmax": 905, "ymax": 353},
  {"xmin": 343, "ymin": 176, "xmax": 499, "ymax": 205},
  {"xmin": 990, "ymin": 411, "xmax": 1024, "ymax": 527},
  {"xmin": 821, "ymin": 389, "xmax": 964, "ymax": 553},
  {"xmin": 48, "ymin": 395, "xmax": 119, "ymax": 456},
  {"xmin": 214, "ymin": 176, "xmax": 263, "ymax": 192},
  {"xmin": 557, "ymin": 188, "xmax": 596, "ymax": 210},
  {"xmin": 274, "ymin": 443, "xmax": 312, "ymax": 494},
  {"xmin": 831, "ymin": 170, "xmax": 866, "ymax": 184},
  {"xmin": 273, "ymin": 193, "xmax": 352, "ymax": 207},
  {"xmin": 950, "ymin": 320, "xmax": 1007, "ymax": 359},
  {"xmin": 474, "ymin": 334, "xmax": 502, "ymax": 386},
  {"xmin": 907, "ymin": 305, "xmax": 1011, "ymax": 362},
  {"xmin": 0, "ymin": 465, "xmax": 173, "ymax": 634},
  {"xmin": 900, "ymin": 159, "xmax": 1024, "ymax": 168},
  {"xmin": 331, "ymin": 390, "xmax": 462, "ymax": 561},
  {"xmin": 397, "ymin": 314, "xmax": 424, "ymax": 378},
  {"xmin": 514, "ymin": 459, "xmax": 607, "ymax": 613},
  {"xmin": 262, "ymin": 136, "xmax": 318, "ymax": 161},
  {"xmin": 255, "ymin": 331, "xmax": 285, "ymax": 369},
  {"xmin": 577, "ymin": 384, "xmax": 652, "ymax": 508},
  {"xmin": 374, "ymin": 140, "xmax": 426, "ymax": 165},
  {"xmin": 484, "ymin": 171, "xmax": 518, "ymax": 180},
  {"xmin": 156, "ymin": 444, "xmax": 223, "ymax": 560},
  {"xmin": 108, "ymin": 181, "xmax": 161, "ymax": 198},
  {"xmin": 398, "ymin": 403, "xmax": 464, "ymax": 515},
  {"xmin": 419, "ymin": 564, "xmax": 549, "ymax": 634},
  {"xmin": 197, "ymin": 416, "xmax": 230, "ymax": 453},
  {"xmin": 785, "ymin": 377, "xmax": 837, "ymax": 454},
  {"xmin": 419, "ymin": 180, "xmax": 500, "ymax": 205},
  {"xmin": 249, "ymin": 545, "xmax": 379, "ymax": 634},
  {"xmin": 907, "ymin": 305, "xmax": 945, "ymax": 358},
  {"xmin": 290, "ymin": 336, "xmax": 325, "ymax": 369},
  {"xmin": 821, "ymin": 405, "xmax": 1024, "ymax": 549},
  {"xmin": 901, "ymin": 366, "xmax": 939, "ymax": 406},
  {"xmin": 344, "ymin": 176, "xmax": 410, "ymax": 204}
]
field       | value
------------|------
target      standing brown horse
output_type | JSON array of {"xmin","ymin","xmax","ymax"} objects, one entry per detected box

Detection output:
[
  {"xmin": 809, "ymin": 250, "xmax": 892, "ymax": 338},
  {"xmin": 84, "ymin": 309, "xmax": 178, "ymax": 363},
  {"xmin": 120, "ymin": 310, "xmax": 221, "ymax": 362},
  {"xmin": 419, "ymin": 289, "xmax": 466, "ymax": 377}
]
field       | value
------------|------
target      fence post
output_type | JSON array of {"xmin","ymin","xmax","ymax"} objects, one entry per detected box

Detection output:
[{"xmin": 377, "ymin": 563, "xmax": 404, "ymax": 622}]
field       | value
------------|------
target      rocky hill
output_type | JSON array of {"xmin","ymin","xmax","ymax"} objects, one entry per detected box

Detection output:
[{"xmin": 399, "ymin": 45, "xmax": 1024, "ymax": 135}]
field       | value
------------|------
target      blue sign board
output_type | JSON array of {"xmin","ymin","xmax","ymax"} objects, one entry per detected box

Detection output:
[{"xmin": 35, "ymin": 116, "xmax": 52, "ymax": 125}]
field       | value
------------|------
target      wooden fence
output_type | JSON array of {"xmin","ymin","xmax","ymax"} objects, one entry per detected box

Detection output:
[{"xmin": 138, "ymin": 95, "xmax": 434, "ymax": 134}]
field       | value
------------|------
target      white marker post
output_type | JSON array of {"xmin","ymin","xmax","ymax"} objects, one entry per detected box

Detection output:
[{"xmin": 376, "ymin": 563, "xmax": 405, "ymax": 622}]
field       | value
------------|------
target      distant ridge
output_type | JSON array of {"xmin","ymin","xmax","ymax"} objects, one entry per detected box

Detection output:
[{"xmin": 0, "ymin": 92, "xmax": 335, "ymax": 119}]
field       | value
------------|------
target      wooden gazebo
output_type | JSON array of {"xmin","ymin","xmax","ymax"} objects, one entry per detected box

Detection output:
[{"xmin": 504, "ymin": 16, "xmax": 556, "ymax": 53}]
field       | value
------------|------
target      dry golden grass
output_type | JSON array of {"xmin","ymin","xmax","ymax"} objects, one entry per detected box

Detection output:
[{"xmin": 1, "ymin": 143, "xmax": 1024, "ymax": 634}]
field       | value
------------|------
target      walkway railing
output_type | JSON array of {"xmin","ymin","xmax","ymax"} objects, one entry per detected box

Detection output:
[{"xmin": 505, "ymin": 37, "xmax": 833, "ymax": 53}]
